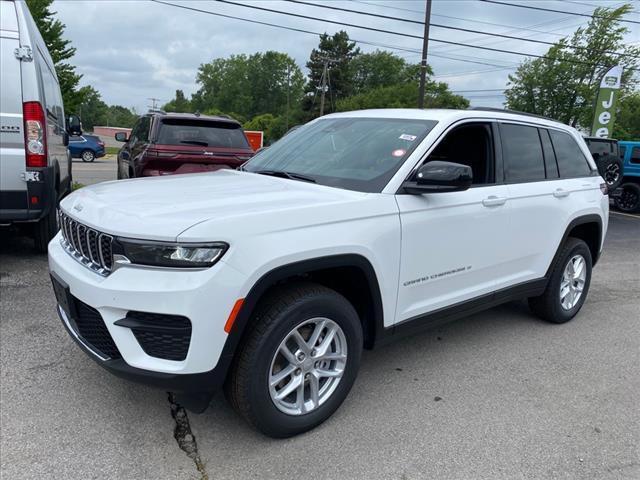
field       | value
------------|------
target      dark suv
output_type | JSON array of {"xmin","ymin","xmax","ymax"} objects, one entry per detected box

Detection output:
[{"xmin": 115, "ymin": 112, "xmax": 254, "ymax": 179}]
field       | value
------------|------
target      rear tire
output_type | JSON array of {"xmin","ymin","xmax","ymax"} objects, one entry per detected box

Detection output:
[
  {"xmin": 81, "ymin": 149, "xmax": 95, "ymax": 162},
  {"xmin": 225, "ymin": 282, "xmax": 363, "ymax": 438},
  {"xmin": 528, "ymin": 237, "xmax": 592, "ymax": 324},
  {"xmin": 614, "ymin": 182, "xmax": 640, "ymax": 213},
  {"xmin": 595, "ymin": 155, "xmax": 623, "ymax": 190},
  {"xmin": 33, "ymin": 204, "xmax": 59, "ymax": 253}
]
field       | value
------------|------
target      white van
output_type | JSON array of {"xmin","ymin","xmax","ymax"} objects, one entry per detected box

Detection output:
[{"xmin": 0, "ymin": 0, "xmax": 78, "ymax": 251}]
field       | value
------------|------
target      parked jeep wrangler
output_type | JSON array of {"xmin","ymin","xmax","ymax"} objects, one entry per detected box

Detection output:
[{"xmin": 49, "ymin": 108, "xmax": 608, "ymax": 437}]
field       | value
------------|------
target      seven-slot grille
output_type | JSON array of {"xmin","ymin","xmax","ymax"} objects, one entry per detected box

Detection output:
[{"xmin": 58, "ymin": 210, "xmax": 113, "ymax": 275}]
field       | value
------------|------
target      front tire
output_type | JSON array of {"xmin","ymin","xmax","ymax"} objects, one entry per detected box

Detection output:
[
  {"xmin": 528, "ymin": 237, "xmax": 592, "ymax": 323},
  {"xmin": 225, "ymin": 282, "xmax": 363, "ymax": 438},
  {"xmin": 81, "ymin": 149, "xmax": 95, "ymax": 162}
]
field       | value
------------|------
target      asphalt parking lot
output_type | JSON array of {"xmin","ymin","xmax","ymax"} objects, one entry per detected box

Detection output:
[
  {"xmin": 72, "ymin": 154, "xmax": 118, "ymax": 186},
  {"xmin": 1, "ymin": 208, "xmax": 638, "ymax": 479}
]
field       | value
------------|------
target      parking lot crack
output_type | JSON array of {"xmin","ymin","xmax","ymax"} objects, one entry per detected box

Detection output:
[{"xmin": 168, "ymin": 393, "xmax": 209, "ymax": 480}]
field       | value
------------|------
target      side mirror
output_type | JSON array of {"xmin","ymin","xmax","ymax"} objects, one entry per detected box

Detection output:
[
  {"xmin": 403, "ymin": 161, "xmax": 472, "ymax": 194},
  {"xmin": 66, "ymin": 114, "xmax": 82, "ymax": 136},
  {"xmin": 115, "ymin": 132, "xmax": 128, "ymax": 142}
]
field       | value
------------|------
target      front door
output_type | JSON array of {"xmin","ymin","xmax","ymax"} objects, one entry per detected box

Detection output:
[{"xmin": 394, "ymin": 121, "xmax": 512, "ymax": 323}]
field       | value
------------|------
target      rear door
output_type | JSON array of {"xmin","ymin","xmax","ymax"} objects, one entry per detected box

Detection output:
[
  {"xmin": 0, "ymin": 1, "xmax": 25, "ymax": 196},
  {"xmin": 500, "ymin": 123, "xmax": 594, "ymax": 287}
]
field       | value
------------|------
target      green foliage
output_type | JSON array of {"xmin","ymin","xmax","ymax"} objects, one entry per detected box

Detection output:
[
  {"xmin": 163, "ymin": 90, "xmax": 192, "ymax": 113},
  {"xmin": 104, "ymin": 105, "xmax": 138, "ymax": 129},
  {"xmin": 76, "ymin": 86, "xmax": 107, "ymax": 130},
  {"xmin": 304, "ymin": 31, "xmax": 361, "ymax": 116},
  {"xmin": 243, "ymin": 113, "xmax": 291, "ymax": 144},
  {"xmin": 351, "ymin": 50, "xmax": 419, "ymax": 94},
  {"xmin": 26, "ymin": 0, "xmax": 84, "ymax": 113},
  {"xmin": 505, "ymin": 4, "xmax": 640, "ymax": 129},
  {"xmin": 192, "ymin": 51, "xmax": 304, "ymax": 120},
  {"xmin": 613, "ymin": 92, "xmax": 640, "ymax": 140},
  {"xmin": 336, "ymin": 81, "xmax": 468, "ymax": 112}
]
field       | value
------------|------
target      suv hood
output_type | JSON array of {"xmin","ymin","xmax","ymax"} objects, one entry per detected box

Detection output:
[{"xmin": 60, "ymin": 170, "xmax": 368, "ymax": 241}]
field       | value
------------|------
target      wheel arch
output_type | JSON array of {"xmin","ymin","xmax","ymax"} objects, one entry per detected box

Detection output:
[
  {"xmin": 224, "ymin": 254, "xmax": 385, "ymax": 372},
  {"xmin": 547, "ymin": 214, "xmax": 603, "ymax": 274}
]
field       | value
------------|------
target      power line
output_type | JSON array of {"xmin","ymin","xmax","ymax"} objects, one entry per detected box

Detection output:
[
  {"xmin": 284, "ymin": 0, "xmax": 635, "ymax": 58},
  {"xmin": 479, "ymin": 0, "xmax": 640, "ymax": 25},
  {"xmin": 350, "ymin": 0, "xmax": 573, "ymax": 37},
  {"xmin": 150, "ymin": 0, "xmax": 517, "ymax": 71},
  {"xmin": 213, "ymin": 0, "xmax": 638, "ymax": 70}
]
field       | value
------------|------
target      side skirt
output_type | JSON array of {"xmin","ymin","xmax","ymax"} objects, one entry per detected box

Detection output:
[{"xmin": 374, "ymin": 278, "xmax": 548, "ymax": 347}]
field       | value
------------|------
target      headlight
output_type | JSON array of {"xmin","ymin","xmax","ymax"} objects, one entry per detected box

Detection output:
[{"xmin": 114, "ymin": 238, "xmax": 228, "ymax": 269}]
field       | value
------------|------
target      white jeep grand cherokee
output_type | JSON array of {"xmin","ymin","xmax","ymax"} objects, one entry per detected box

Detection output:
[{"xmin": 49, "ymin": 108, "xmax": 608, "ymax": 437}]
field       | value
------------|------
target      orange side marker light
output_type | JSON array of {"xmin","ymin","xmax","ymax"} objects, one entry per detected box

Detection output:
[{"xmin": 224, "ymin": 299, "xmax": 244, "ymax": 333}]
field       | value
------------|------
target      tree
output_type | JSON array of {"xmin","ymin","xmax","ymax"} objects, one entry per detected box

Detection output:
[
  {"xmin": 76, "ymin": 86, "xmax": 107, "ymax": 130},
  {"xmin": 505, "ymin": 4, "xmax": 640, "ymax": 129},
  {"xmin": 164, "ymin": 90, "xmax": 192, "ymax": 113},
  {"xmin": 192, "ymin": 52, "xmax": 304, "ymax": 120},
  {"xmin": 304, "ymin": 31, "xmax": 360, "ymax": 116},
  {"xmin": 337, "ymin": 77, "xmax": 469, "ymax": 112},
  {"xmin": 26, "ymin": 0, "xmax": 85, "ymax": 113},
  {"xmin": 351, "ymin": 50, "xmax": 415, "ymax": 94},
  {"xmin": 613, "ymin": 92, "xmax": 640, "ymax": 140}
]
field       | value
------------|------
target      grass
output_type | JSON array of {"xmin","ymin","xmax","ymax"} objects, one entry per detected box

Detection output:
[
  {"xmin": 72, "ymin": 181, "xmax": 85, "ymax": 191},
  {"xmin": 105, "ymin": 146, "xmax": 120, "ymax": 155}
]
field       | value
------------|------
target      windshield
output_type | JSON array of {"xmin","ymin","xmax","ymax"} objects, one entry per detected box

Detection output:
[
  {"xmin": 156, "ymin": 119, "xmax": 250, "ymax": 149},
  {"xmin": 244, "ymin": 117, "xmax": 438, "ymax": 192}
]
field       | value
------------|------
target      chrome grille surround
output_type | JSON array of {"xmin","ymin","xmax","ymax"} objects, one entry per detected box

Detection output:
[{"xmin": 58, "ymin": 210, "xmax": 113, "ymax": 276}]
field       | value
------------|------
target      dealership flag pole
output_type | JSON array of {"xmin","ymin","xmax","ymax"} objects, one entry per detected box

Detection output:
[{"xmin": 591, "ymin": 65, "xmax": 623, "ymax": 138}]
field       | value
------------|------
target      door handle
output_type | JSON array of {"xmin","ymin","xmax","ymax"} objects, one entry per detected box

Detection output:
[
  {"xmin": 553, "ymin": 188, "xmax": 570, "ymax": 198},
  {"xmin": 482, "ymin": 195, "xmax": 507, "ymax": 207}
]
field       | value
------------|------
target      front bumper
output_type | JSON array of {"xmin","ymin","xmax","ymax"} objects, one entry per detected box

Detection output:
[{"xmin": 48, "ymin": 233, "xmax": 248, "ymax": 398}]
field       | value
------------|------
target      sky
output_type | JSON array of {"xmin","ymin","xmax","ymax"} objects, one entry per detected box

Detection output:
[{"xmin": 53, "ymin": 0, "xmax": 640, "ymax": 113}]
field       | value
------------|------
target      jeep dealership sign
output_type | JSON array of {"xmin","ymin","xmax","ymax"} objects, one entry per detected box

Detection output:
[{"xmin": 591, "ymin": 66, "xmax": 623, "ymax": 138}]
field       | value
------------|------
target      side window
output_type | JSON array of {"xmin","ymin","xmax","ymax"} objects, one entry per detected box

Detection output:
[
  {"xmin": 129, "ymin": 119, "xmax": 143, "ymax": 143},
  {"xmin": 549, "ymin": 130, "xmax": 592, "ymax": 178},
  {"xmin": 619, "ymin": 145, "xmax": 627, "ymax": 160},
  {"xmin": 38, "ymin": 53, "xmax": 62, "ymax": 125},
  {"xmin": 501, "ymin": 123, "xmax": 546, "ymax": 183},
  {"xmin": 138, "ymin": 117, "xmax": 151, "ymax": 142},
  {"xmin": 426, "ymin": 122, "xmax": 495, "ymax": 185},
  {"xmin": 539, "ymin": 128, "xmax": 559, "ymax": 179},
  {"xmin": 632, "ymin": 147, "xmax": 640, "ymax": 165}
]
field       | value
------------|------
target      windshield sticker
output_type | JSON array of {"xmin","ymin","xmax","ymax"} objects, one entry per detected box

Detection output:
[
  {"xmin": 392, "ymin": 149, "xmax": 406, "ymax": 157},
  {"xmin": 399, "ymin": 134, "xmax": 417, "ymax": 141}
]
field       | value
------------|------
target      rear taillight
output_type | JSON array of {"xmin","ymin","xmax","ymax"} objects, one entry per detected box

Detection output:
[
  {"xmin": 600, "ymin": 183, "xmax": 608, "ymax": 195},
  {"xmin": 23, "ymin": 101, "xmax": 47, "ymax": 167}
]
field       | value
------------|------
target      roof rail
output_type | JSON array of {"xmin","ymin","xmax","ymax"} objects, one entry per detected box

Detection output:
[
  {"xmin": 147, "ymin": 108, "xmax": 166, "ymax": 115},
  {"xmin": 468, "ymin": 107, "xmax": 558, "ymax": 123}
]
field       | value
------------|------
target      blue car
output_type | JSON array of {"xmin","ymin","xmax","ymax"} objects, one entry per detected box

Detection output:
[{"xmin": 68, "ymin": 134, "xmax": 105, "ymax": 162}]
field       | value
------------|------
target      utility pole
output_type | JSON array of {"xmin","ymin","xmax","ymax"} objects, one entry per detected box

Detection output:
[
  {"xmin": 319, "ymin": 59, "xmax": 328, "ymax": 117},
  {"xmin": 417, "ymin": 0, "xmax": 432, "ymax": 109},
  {"xmin": 147, "ymin": 97, "xmax": 161, "ymax": 111}
]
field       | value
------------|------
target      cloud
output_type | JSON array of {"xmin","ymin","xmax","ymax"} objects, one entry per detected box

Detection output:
[{"xmin": 53, "ymin": 0, "xmax": 638, "ymax": 112}]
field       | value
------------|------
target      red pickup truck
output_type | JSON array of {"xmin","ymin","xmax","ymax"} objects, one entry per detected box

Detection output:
[{"xmin": 115, "ymin": 112, "xmax": 255, "ymax": 178}]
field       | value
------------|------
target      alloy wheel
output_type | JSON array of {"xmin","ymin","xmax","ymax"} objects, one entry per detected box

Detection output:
[
  {"xmin": 560, "ymin": 254, "xmax": 587, "ymax": 310},
  {"xmin": 604, "ymin": 163, "xmax": 620, "ymax": 186},
  {"xmin": 268, "ymin": 317, "xmax": 347, "ymax": 416}
]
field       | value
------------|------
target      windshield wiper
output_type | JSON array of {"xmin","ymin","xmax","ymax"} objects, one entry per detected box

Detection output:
[
  {"xmin": 180, "ymin": 140, "xmax": 209, "ymax": 146},
  {"xmin": 254, "ymin": 170, "xmax": 316, "ymax": 183}
]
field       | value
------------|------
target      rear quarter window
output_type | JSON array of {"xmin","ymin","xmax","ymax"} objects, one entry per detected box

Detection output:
[
  {"xmin": 157, "ymin": 119, "xmax": 250, "ymax": 149},
  {"xmin": 632, "ymin": 147, "xmax": 640, "ymax": 164},
  {"xmin": 549, "ymin": 130, "xmax": 592, "ymax": 178}
]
